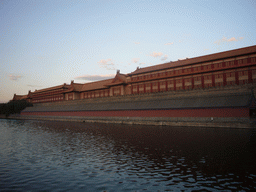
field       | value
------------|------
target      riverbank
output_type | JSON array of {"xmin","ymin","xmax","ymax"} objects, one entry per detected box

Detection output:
[
  {"xmin": 3, "ymin": 84, "xmax": 256, "ymax": 128},
  {"xmin": 2, "ymin": 114, "xmax": 255, "ymax": 128}
]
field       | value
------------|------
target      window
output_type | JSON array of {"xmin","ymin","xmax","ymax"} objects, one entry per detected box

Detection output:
[
  {"xmin": 215, "ymin": 74, "xmax": 223, "ymax": 79},
  {"xmin": 194, "ymin": 76, "xmax": 201, "ymax": 81},
  {"xmin": 204, "ymin": 65, "xmax": 211, "ymax": 70},
  {"xmin": 239, "ymin": 71, "xmax": 248, "ymax": 76},
  {"xmin": 205, "ymin": 75, "xmax": 211, "ymax": 80}
]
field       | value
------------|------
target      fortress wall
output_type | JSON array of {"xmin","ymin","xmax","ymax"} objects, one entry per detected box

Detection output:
[
  {"xmin": 26, "ymin": 84, "xmax": 255, "ymax": 108},
  {"xmin": 21, "ymin": 108, "xmax": 249, "ymax": 118},
  {"xmin": 14, "ymin": 84, "xmax": 255, "ymax": 128}
]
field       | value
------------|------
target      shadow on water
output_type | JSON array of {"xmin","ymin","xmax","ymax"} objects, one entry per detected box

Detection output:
[{"xmin": 0, "ymin": 119, "xmax": 256, "ymax": 191}]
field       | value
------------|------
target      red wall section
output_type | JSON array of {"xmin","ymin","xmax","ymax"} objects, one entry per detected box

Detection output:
[{"xmin": 21, "ymin": 108, "xmax": 249, "ymax": 118}]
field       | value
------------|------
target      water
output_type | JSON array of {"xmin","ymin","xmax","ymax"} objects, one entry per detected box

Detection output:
[{"xmin": 0, "ymin": 119, "xmax": 256, "ymax": 191}]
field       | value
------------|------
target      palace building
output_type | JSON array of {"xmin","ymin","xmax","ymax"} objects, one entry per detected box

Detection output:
[
  {"xmin": 13, "ymin": 45, "xmax": 256, "ymax": 103},
  {"xmin": 10, "ymin": 45, "xmax": 256, "ymax": 128}
]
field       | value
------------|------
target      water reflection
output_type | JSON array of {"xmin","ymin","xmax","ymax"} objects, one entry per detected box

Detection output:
[{"xmin": 0, "ymin": 119, "xmax": 256, "ymax": 191}]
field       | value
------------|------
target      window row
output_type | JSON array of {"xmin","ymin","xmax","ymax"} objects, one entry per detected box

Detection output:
[
  {"xmin": 32, "ymin": 68, "xmax": 256, "ymax": 103},
  {"xmin": 131, "ymin": 57, "xmax": 256, "ymax": 82},
  {"xmin": 81, "ymin": 90, "xmax": 110, "ymax": 99},
  {"xmin": 32, "ymin": 90, "xmax": 64, "ymax": 97},
  {"xmin": 131, "ymin": 69, "xmax": 255, "ymax": 94},
  {"xmin": 33, "ymin": 96, "xmax": 64, "ymax": 103}
]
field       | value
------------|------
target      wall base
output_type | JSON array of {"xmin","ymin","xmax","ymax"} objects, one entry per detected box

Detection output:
[{"xmin": 4, "ymin": 114, "xmax": 256, "ymax": 129}]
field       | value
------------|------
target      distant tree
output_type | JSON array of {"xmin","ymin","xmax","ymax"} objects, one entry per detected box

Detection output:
[
  {"xmin": 0, "ymin": 100, "xmax": 32, "ymax": 117},
  {"xmin": 0, "ymin": 104, "xmax": 7, "ymax": 115}
]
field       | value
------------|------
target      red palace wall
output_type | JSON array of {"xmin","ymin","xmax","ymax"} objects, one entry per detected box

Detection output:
[
  {"xmin": 129, "ymin": 56, "xmax": 256, "ymax": 95},
  {"xmin": 130, "ymin": 66, "xmax": 256, "ymax": 94},
  {"xmin": 23, "ymin": 50, "xmax": 256, "ymax": 104},
  {"xmin": 21, "ymin": 108, "xmax": 249, "ymax": 118}
]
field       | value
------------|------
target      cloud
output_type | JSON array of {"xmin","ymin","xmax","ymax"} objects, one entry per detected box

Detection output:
[
  {"xmin": 98, "ymin": 58, "xmax": 113, "ymax": 65},
  {"xmin": 227, "ymin": 37, "xmax": 237, "ymax": 42},
  {"xmin": 178, "ymin": 58, "xmax": 188, "ymax": 60},
  {"xmin": 161, "ymin": 55, "xmax": 168, "ymax": 61},
  {"xmin": 214, "ymin": 37, "xmax": 244, "ymax": 45},
  {"xmin": 165, "ymin": 42, "xmax": 173, "ymax": 45},
  {"xmin": 132, "ymin": 58, "xmax": 140, "ymax": 63},
  {"xmin": 75, "ymin": 74, "xmax": 115, "ymax": 81},
  {"xmin": 150, "ymin": 52, "xmax": 163, "ymax": 58},
  {"xmin": 134, "ymin": 42, "xmax": 140, "ymax": 44},
  {"xmin": 9, "ymin": 74, "xmax": 23, "ymax": 81},
  {"xmin": 98, "ymin": 59, "xmax": 116, "ymax": 70},
  {"xmin": 27, "ymin": 85, "xmax": 43, "ymax": 88}
]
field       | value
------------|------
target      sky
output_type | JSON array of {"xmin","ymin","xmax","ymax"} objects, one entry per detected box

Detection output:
[{"xmin": 0, "ymin": 0, "xmax": 256, "ymax": 103}]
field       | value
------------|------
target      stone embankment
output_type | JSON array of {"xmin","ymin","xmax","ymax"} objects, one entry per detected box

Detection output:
[
  {"xmin": 28, "ymin": 84, "xmax": 256, "ymax": 106},
  {"xmin": 2, "ymin": 84, "xmax": 256, "ymax": 128},
  {"xmin": 3, "ymin": 114, "xmax": 256, "ymax": 128},
  {"xmin": 22, "ymin": 84, "xmax": 255, "ymax": 112}
]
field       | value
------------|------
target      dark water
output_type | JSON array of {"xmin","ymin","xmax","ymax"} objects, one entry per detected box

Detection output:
[{"xmin": 0, "ymin": 119, "xmax": 256, "ymax": 191}]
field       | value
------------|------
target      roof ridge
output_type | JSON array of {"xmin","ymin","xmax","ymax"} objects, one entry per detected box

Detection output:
[{"xmin": 129, "ymin": 45, "xmax": 256, "ymax": 75}]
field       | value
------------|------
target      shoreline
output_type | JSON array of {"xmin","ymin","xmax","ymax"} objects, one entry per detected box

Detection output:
[
  {"xmin": 3, "ymin": 85, "xmax": 256, "ymax": 129},
  {"xmin": 2, "ymin": 114, "xmax": 255, "ymax": 129}
]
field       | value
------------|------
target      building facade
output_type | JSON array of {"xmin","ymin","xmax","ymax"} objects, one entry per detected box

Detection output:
[{"xmin": 13, "ymin": 45, "xmax": 256, "ymax": 104}]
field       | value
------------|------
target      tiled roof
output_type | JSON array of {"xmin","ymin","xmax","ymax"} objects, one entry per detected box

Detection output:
[
  {"xmin": 129, "ymin": 45, "xmax": 256, "ymax": 75},
  {"xmin": 118, "ymin": 73, "xmax": 128, "ymax": 82},
  {"xmin": 80, "ymin": 79, "xmax": 113, "ymax": 92},
  {"xmin": 71, "ymin": 83, "xmax": 84, "ymax": 92},
  {"xmin": 105, "ymin": 73, "xmax": 128, "ymax": 86},
  {"xmin": 32, "ymin": 84, "xmax": 70, "ymax": 94},
  {"xmin": 13, "ymin": 94, "xmax": 28, "ymax": 100}
]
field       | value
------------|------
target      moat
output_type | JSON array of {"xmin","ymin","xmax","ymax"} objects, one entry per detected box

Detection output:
[{"xmin": 0, "ymin": 119, "xmax": 256, "ymax": 191}]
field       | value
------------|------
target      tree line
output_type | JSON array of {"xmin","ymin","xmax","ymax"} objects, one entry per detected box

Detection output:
[{"xmin": 0, "ymin": 100, "xmax": 32, "ymax": 117}]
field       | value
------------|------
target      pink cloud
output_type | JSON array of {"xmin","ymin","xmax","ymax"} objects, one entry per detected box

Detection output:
[
  {"xmin": 150, "ymin": 52, "xmax": 163, "ymax": 58},
  {"xmin": 214, "ymin": 37, "xmax": 244, "ymax": 45},
  {"xmin": 9, "ymin": 74, "xmax": 23, "ymax": 81},
  {"xmin": 161, "ymin": 55, "xmax": 168, "ymax": 61},
  {"xmin": 27, "ymin": 85, "xmax": 43, "ymax": 88},
  {"xmin": 227, "ymin": 37, "xmax": 237, "ymax": 42},
  {"xmin": 75, "ymin": 74, "xmax": 115, "ymax": 81},
  {"xmin": 132, "ymin": 58, "xmax": 140, "ymax": 63},
  {"xmin": 165, "ymin": 42, "xmax": 173, "ymax": 45},
  {"xmin": 98, "ymin": 59, "xmax": 116, "ymax": 70},
  {"xmin": 98, "ymin": 59, "xmax": 113, "ymax": 65}
]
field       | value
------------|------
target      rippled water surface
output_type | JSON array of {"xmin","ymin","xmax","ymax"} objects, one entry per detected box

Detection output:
[{"xmin": 0, "ymin": 119, "xmax": 256, "ymax": 191}]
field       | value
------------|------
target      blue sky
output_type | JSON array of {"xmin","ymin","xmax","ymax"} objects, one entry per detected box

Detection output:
[{"xmin": 1, "ymin": 0, "xmax": 255, "ymax": 103}]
